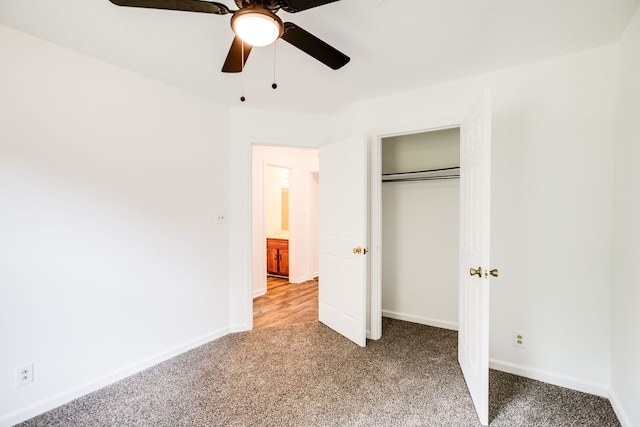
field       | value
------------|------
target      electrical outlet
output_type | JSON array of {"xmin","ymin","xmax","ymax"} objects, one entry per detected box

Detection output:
[
  {"xmin": 16, "ymin": 363, "xmax": 34, "ymax": 387},
  {"xmin": 513, "ymin": 331, "xmax": 526, "ymax": 348},
  {"xmin": 216, "ymin": 212, "xmax": 226, "ymax": 224}
]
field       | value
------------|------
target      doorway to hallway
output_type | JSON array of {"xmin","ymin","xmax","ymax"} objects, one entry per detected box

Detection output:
[{"xmin": 251, "ymin": 145, "xmax": 320, "ymax": 328}]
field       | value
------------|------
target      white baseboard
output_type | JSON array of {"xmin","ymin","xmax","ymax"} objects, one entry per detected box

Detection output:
[
  {"xmin": 489, "ymin": 358, "xmax": 609, "ymax": 398},
  {"xmin": 229, "ymin": 322, "xmax": 251, "ymax": 333},
  {"xmin": 608, "ymin": 387, "xmax": 632, "ymax": 427},
  {"xmin": 382, "ymin": 309, "xmax": 458, "ymax": 331},
  {"xmin": 252, "ymin": 288, "xmax": 266, "ymax": 298},
  {"xmin": 291, "ymin": 274, "xmax": 318, "ymax": 284},
  {"xmin": 0, "ymin": 327, "xmax": 231, "ymax": 427}
]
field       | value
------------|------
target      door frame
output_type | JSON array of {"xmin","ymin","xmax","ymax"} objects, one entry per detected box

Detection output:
[{"xmin": 369, "ymin": 117, "xmax": 464, "ymax": 340}]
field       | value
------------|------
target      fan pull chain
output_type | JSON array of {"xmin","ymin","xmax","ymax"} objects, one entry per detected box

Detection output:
[
  {"xmin": 240, "ymin": 40, "xmax": 246, "ymax": 102},
  {"xmin": 272, "ymin": 38, "xmax": 278, "ymax": 90}
]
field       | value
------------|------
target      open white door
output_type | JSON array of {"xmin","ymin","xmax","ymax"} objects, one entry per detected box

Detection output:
[
  {"xmin": 319, "ymin": 135, "xmax": 367, "ymax": 347},
  {"xmin": 458, "ymin": 90, "xmax": 492, "ymax": 426}
]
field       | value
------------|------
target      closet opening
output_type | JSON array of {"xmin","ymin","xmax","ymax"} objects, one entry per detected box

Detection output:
[{"xmin": 380, "ymin": 127, "xmax": 461, "ymax": 332}]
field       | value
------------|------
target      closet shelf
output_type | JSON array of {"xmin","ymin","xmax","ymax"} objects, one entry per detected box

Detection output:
[{"xmin": 382, "ymin": 167, "xmax": 460, "ymax": 182}]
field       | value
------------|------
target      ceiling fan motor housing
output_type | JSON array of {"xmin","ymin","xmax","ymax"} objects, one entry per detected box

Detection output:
[{"xmin": 234, "ymin": 0, "xmax": 282, "ymax": 11}]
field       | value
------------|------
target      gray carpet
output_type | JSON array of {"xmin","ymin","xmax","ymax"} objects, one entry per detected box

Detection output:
[{"xmin": 19, "ymin": 318, "xmax": 619, "ymax": 426}]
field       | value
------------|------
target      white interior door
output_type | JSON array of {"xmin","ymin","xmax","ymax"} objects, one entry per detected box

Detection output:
[
  {"xmin": 458, "ymin": 90, "xmax": 492, "ymax": 426},
  {"xmin": 319, "ymin": 135, "xmax": 367, "ymax": 347}
]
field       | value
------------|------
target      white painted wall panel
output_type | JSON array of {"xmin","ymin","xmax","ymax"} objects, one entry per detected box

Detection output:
[
  {"xmin": 264, "ymin": 165, "xmax": 288, "ymax": 236},
  {"xmin": 381, "ymin": 179, "xmax": 459, "ymax": 329},
  {"xmin": 0, "ymin": 25, "xmax": 230, "ymax": 426},
  {"xmin": 381, "ymin": 128, "xmax": 460, "ymax": 174}
]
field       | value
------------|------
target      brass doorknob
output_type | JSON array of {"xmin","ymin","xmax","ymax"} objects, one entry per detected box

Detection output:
[
  {"xmin": 470, "ymin": 267, "xmax": 482, "ymax": 277},
  {"xmin": 353, "ymin": 247, "xmax": 362, "ymax": 254},
  {"xmin": 490, "ymin": 269, "xmax": 499, "ymax": 277}
]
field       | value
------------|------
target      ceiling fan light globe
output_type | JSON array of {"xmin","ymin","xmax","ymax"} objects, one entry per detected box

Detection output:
[{"xmin": 231, "ymin": 8, "xmax": 283, "ymax": 47}]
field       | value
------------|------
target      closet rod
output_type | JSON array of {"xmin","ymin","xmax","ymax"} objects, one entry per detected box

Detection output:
[
  {"xmin": 382, "ymin": 166, "xmax": 460, "ymax": 183},
  {"xmin": 383, "ymin": 175, "xmax": 459, "ymax": 183}
]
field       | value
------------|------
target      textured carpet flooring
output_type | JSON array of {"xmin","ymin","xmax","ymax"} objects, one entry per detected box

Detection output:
[{"xmin": 19, "ymin": 319, "xmax": 619, "ymax": 426}]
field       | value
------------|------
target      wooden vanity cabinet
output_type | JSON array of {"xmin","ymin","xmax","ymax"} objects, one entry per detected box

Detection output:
[{"xmin": 266, "ymin": 238, "xmax": 289, "ymax": 277}]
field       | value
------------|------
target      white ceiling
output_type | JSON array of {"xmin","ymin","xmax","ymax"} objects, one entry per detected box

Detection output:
[{"xmin": 1, "ymin": 0, "xmax": 638, "ymax": 114}]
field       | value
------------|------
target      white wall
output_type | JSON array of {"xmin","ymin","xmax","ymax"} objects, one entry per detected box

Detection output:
[
  {"xmin": 251, "ymin": 146, "xmax": 319, "ymax": 297},
  {"xmin": 611, "ymin": 6, "xmax": 640, "ymax": 427},
  {"xmin": 346, "ymin": 44, "xmax": 618, "ymax": 396},
  {"xmin": 264, "ymin": 165, "xmax": 288, "ymax": 236},
  {"xmin": 0, "ymin": 26, "xmax": 231, "ymax": 426},
  {"xmin": 382, "ymin": 179, "xmax": 459, "ymax": 329},
  {"xmin": 381, "ymin": 129, "xmax": 460, "ymax": 174}
]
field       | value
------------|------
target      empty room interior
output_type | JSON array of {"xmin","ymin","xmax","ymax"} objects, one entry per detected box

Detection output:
[{"xmin": 1, "ymin": 0, "xmax": 640, "ymax": 426}]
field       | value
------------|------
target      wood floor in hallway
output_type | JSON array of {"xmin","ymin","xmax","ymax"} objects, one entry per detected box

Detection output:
[{"xmin": 253, "ymin": 277, "xmax": 318, "ymax": 330}]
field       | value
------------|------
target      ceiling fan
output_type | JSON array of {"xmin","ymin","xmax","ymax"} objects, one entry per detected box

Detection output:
[{"xmin": 108, "ymin": 0, "xmax": 350, "ymax": 73}]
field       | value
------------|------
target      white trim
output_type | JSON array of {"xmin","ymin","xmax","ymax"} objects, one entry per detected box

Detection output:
[
  {"xmin": 242, "ymin": 140, "xmax": 255, "ymax": 331},
  {"xmin": 307, "ymin": 170, "xmax": 320, "ymax": 288},
  {"xmin": 382, "ymin": 310, "xmax": 458, "ymax": 331},
  {"xmin": 257, "ymin": 159, "xmax": 268, "ymax": 297},
  {"xmin": 369, "ymin": 134, "xmax": 382, "ymax": 340},
  {"xmin": 489, "ymin": 358, "xmax": 609, "ymax": 398},
  {"xmin": 372, "ymin": 116, "xmax": 465, "ymax": 141},
  {"xmin": 608, "ymin": 388, "xmax": 632, "ymax": 427},
  {"xmin": 0, "ymin": 327, "xmax": 231, "ymax": 427},
  {"xmin": 289, "ymin": 275, "xmax": 309, "ymax": 284},
  {"xmin": 229, "ymin": 322, "xmax": 251, "ymax": 333}
]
